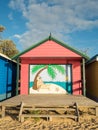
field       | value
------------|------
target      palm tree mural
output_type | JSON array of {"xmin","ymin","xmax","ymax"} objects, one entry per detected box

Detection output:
[{"xmin": 31, "ymin": 65, "xmax": 65, "ymax": 90}]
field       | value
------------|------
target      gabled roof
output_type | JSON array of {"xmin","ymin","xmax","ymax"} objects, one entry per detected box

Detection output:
[
  {"xmin": 0, "ymin": 53, "xmax": 11, "ymax": 61},
  {"xmin": 86, "ymin": 54, "xmax": 98, "ymax": 64},
  {"xmin": 0, "ymin": 53, "xmax": 17, "ymax": 63},
  {"xmin": 12, "ymin": 35, "xmax": 89, "ymax": 60}
]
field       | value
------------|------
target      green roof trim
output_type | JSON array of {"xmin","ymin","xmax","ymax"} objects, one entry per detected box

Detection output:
[
  {"xmin": 86, "ymin": 54, "xmax": 98, "ymax": 64},
  {"xmin": 12, "ymin": 37, "xmax": 49, "ymax": 59},
  {"xmin": 12, "ymin": 35, "xmax": 89, "ymax": 60},
  {"xmin": 50, "ymin": 36, "xmax": 89, "ymax": 60}
]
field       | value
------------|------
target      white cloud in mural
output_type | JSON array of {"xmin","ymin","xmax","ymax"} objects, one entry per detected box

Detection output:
[{"xmin": 30, "ymin": 65, "xmax": 66, "ymax": 82}]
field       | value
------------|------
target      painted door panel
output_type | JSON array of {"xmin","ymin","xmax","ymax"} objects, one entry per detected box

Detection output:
[{"xmin": 29, "ymin": 64, "xmax": 72, "ymax": 94}]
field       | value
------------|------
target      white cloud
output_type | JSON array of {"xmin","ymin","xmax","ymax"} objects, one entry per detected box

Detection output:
[
  {"xmin": 9, "ymin": 0, "xmax": 26, "ymax": 11},
  {"xmin": 9, "ymin": 0, "xmax": 98, "ymax": 49},
  {"xmin": 8, "ymin": 12, "xmax": 13, "ymax": 20},
  {"xmin": 13, "ymin": 34, "xmax": 21, "ymax": 39}
]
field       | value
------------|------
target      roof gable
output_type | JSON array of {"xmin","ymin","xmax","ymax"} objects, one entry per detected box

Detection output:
[
  {"xmin": 12, "ymin": 36, "xmax": 89, "ymax": 60},
  {"xmin": 21, "ymin": 40, "xmax": 81, "ymax": 58}
]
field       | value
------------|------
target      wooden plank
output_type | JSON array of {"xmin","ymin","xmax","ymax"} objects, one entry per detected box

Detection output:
[
  {"xmin": 19, "ymin": 102, "xmax": 24, "ymax": 121},
  {"xmin": 23, "ymin": 107, "xmax": 75, "ymax": 111},
  {"xmin": 1, "ymin": 94, "xmax": 98, "ymax": 122},
  {"xmin": 0, "ymin": 105, "xmax": 2, "ymax": 115},
  {"xmin": 20, "ymin": 115, "xmax": 24, "ymax": 123},
  {"xmin": 95, "ymin": 107, "xmax": 98, "ymax": 116},
  {"xmin": 1, "ymin": 106, "xmax": 6, "ymax": 118},
  {"xmin": 75, "ymin": 102, "xmax": 79, "ymax": 122},
  {"xmin": 22, "ymin": 114, "xmax": 77, "ymax": 118},
  {"xmin": 18, "ymin": 102, "xmax": 78, "ymax": 122},
  {"xmin": 20, "ymin": 114, "xmax": 77, "ymax": 122},
  {"xmin": 1, "ymin": 95, "xmax": 98, "ymax": 107}
]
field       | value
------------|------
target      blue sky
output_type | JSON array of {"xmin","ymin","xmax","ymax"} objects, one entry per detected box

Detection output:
[{"xmin": 0, "ymin": 0, "xmax": 98, "ymax": 57}]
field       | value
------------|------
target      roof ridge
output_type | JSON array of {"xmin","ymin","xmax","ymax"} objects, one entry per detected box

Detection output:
[
  {"xmin": 12, "ymin": 35, "xmax": 89, "ymax": 60},
  {"xmin": 50, "ymin": 36, "xmax": 89, "ymax": 59}
]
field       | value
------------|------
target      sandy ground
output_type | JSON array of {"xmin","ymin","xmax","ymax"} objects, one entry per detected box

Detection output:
[{"xmin": 0, "ymin": 108, "xmax": 98, "ymax": 130}]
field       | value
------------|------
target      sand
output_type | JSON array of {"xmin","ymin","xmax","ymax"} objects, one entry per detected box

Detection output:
[
  {"xmin": 0, "ymin": 109, "xmax": 98, "ymax": 130},
  {"xmin": 30, "ymin": 84, "xmax": 67, "ymax": 94}
]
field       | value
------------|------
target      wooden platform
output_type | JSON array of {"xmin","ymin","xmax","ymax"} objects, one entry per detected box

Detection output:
[
  {"xmin": 1, "ymin": 94, "xmax": 98, "ymax": 107},
  {"xmin": 1, "ymin": 94, "xmax": 98, "ymax": 122}
]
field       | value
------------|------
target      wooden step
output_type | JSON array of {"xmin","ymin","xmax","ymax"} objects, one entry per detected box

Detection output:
[
  {"xmin": 0, "ymin": 105, "xmax": 6, "ymax": 118},
  {"xmin": 23, "ymin": 107, "xmax": 76, "ymax": 111},
  {"xmin": 18, "ymin": 102, "xmax": 80, "ymax": 122},
  {"xmin": 22, "ymin": 114, "xmax": 77, "ymax": 118},
  {"xmin": 20, "ymin": 114, "xmax": 78, "ymax": 122}
]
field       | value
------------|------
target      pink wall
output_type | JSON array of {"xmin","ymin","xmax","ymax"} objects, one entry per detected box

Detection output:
[
  {"xmin": 20, "ymin": 64, "xmax": 29, "ymax": 95},
  {"xmin": 71, "ymin": 61, "xmax": 82, "ymax": 95},
  {"xmin": 21, "ymin": 40, "xmax": 81, "ymax": 58},
  {"xmin": 20, "ymin": 40, "xmax": 82, "ymax": 95},
  {"xmin": 21, "ymin": 58, "xmax": 81, "ymax": 64},
  {"xmin": 20, "ymin": 59, "xmax": 82, "ymax": 95}
]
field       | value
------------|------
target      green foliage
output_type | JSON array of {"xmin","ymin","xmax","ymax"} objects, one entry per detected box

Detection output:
[
  {"xmin": 28, "ymin": 110, "xmax": 41, "ymax": 122},
  {"xmin": 0, "ymin": 39, "xmax": 19, "ymax": 58},
  {"xmin": 0, "ymin": 25, "xmax": 5, "ymax": 40},
  {"xmin": 30, "ymin": 110, "xmax": 41, "ymax": 114},
  {"xmin": 52, "ymin": 65, "xmax": 65, "ymax": 75},
  {"xmin": 32, "ymin": 65, "xmax": 46, "ymax": 73},
  {"xmin": 0, "ymin": 25, "xmax": 19, "ymax": 58},
  {"xmin": 47, "ymin": 66, "xmax": 56, "ymax": 79},
  {"xmin": 0, "ymin": 25, "xmax": 5, "ymax": 32},
  {"xmin": 31, "ymin": 64, "xmax": 65, "ymax": 80}
]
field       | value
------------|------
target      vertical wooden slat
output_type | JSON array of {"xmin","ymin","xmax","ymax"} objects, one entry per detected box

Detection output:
[
  {"xmin": 1, "ymin": 106, "xmax": 5, "ymax": 118},
  {"xmin": 95, "ymin": 107, "xmax": 98, "ymax": 116},
  {"xmin": 82, "ymin": 58, "xmax": 86, "ymax": 96},
  {"xmin": 75, "ymin": 102, "xmax": 79, "ymax": 122},
  {"xmin": 19, "ymin": 102, "xmax": 24, "ymax": 122}
]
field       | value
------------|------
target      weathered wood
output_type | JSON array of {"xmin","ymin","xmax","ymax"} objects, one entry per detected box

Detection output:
[
  {"xmin": 49, "ymin": 117, "xmax": 52, "ymax": 121},
  {"xmin": 20, "ymin": 115, "xmax": 24, "ymax": 123},
  {"xmin": 75, "ymin": 102, "xmax": 79, "ymax": 122},
  {"xmin": 0, "ymin": 105, "xmax": 2, "ymax": 116},
  {"xmin": 1, "ymin": 106, "xmax": 6, "ymax": 118},
  {"xmin": 1, "ymin": 94, "xmax": 98, "ymax": 122},
  {"xmin": 19, "ymin": 102, "xmax": 24, "ymax": 121},
  {"xmin": 23, "ymin": 107, "xmax": 75, "ymax": 111},
  {"xmin": 95, "ymin": 107, "xmax": 98, "ymax": 116},
  {"xmin": 21, "ymin": 114, "xmax": 77, "ymax": 118},
  {"xmin": 1, "ymin": 95, "xmax": 98, "ymax": 107},
  {"xmin": 18, "ymin": 101, "xmax": 79, "ymax": 122},
  {"xmin": 20, "ymin": 114, "xmax": 78, "ymax": 122}
]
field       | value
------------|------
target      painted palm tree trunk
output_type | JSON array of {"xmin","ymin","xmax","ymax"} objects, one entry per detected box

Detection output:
[
  {"xmin": 32, "ymin": 65, "xmax": 65, "ymax": 90},
  {"xmin": 33, "ymin": 66, "xmax": 48, "ymax": 90}
]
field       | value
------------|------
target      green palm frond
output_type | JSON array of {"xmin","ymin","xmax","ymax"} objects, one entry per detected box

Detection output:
[
  {"xmin": 31, "ymin": 64, "xmax": 65, "ymax": 80},
  {"xmin": 47, "ymin": 66, "xmax": 56, "ymax": 79},
  {"xmin": 51, "ymin": 65, "xmax": 65, "ymax": 75},
  {"xmin": 32, "ymin": 65, "xmax": 46, "ymax": 74}
]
